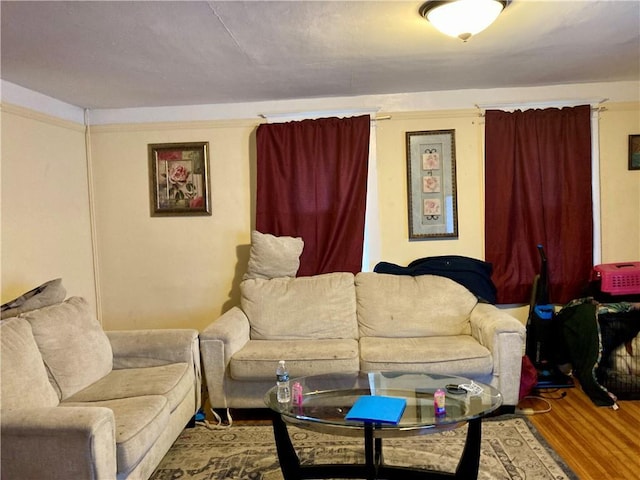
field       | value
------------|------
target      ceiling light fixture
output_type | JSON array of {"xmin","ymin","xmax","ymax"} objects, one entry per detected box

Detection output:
[{"xmin": 419, "ymin": 0, "xmax": 510, "ymax": 42}]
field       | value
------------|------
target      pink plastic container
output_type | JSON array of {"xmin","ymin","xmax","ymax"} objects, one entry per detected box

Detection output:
[{"xmin": 593, "ymin": 262, "xmax": 640, "ymax": 295}]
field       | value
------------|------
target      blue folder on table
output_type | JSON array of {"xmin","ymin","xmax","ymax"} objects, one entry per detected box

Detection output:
[{"xmin": 345, "ymin": 395, "xmax": 407, "ymax": 424}]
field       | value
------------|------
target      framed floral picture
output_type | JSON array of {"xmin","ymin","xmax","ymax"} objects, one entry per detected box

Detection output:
[
  {"xmin": 148, "ymin": 142, "xmax": 211, "ymax": 216},
  {"xmin": 405, "ymin": 130, "xmax": 458, "ymax": 239},
  {"xmin": 629, "ymin": 134, "xmax": 640, "ymax": 170}
]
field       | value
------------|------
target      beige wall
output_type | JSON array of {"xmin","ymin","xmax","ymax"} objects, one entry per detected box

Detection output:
[
  {"xmin": 88, "ymin": 111, "xmax": 488, "ymax": 331},
  {"xmin": 88, "ymin": 121, "xmax": 256, "ymax": 330},
  {"xmin": 375, "ymin": 110, "xmax": 485, "ymax": 264},
  {"xmin": 1, "ymin": 104, "xmax": 97, "ymax": 312},
  {"xmin": 2, "ymin": 97, "xmax": 638, "ymax": 331},
  {"xmin": 599, "ymin": 102, "xmax": 640, "ymax": 263}
]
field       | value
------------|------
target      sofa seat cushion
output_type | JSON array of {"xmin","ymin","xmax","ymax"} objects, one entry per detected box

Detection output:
[
  {"xmin": 356, "ymin": 273, "xmax": 477, "ymax": 338},
  {"xmin": 62, "ymin": 395, "xmax": 169, "ymax": 476},
  {"xmin": 21, "ymin": 297, "xmax": 113, "ymax": 400},
  {"xmin": 64, "ymin": 363, "xmax": 190, "ymax": 413},
  {"xmin": 230, "ymin": 339, "xmax": 360, "ymax": 381},
  {"xmin": 360, "ymin": 336, "xmax": 493, "ymax": 377},
  {"xmin": 241, "ymin": 272, "xmax": 358, "ymax": 340},
  {"xmin": 0, "ymin": 317, "xmax": 59, "ymax": 410}
]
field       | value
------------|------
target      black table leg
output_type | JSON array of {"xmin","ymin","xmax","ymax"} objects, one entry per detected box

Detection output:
[
  {"xmin": 270, "ymin": 412, "xmax": 367, "ymax": 480},
  {"xmin": 454, "ymin": 417, "xmax": 482, "ymax": 479},
  {"xmin": 364, "ymin": 423, "xmax": 374, "ymax": 479},
  {"xmin": 270, "ymin": 410, "xmax": 301, "ymax": 480},
  {"xmin": 375, "ymin": 436, "xmax": 384, "ymax": 468},
  {"xmin": 363, "ymin": 423, "xmax": 385, "ymax": 479}
]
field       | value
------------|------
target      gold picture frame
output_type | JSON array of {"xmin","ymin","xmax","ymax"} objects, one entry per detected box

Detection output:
[{"xmin": 148, "ymin": 142, "xmax": 211, "ymax": 216}]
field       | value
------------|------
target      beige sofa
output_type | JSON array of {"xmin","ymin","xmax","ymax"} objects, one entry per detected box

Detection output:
[
  {"xmin": 200, "ymin": 271, "xmax": 526, "ymax": 412},
  {"xmin": 1, "ymin": 296, "xmax": 201, "ymax": 480}
]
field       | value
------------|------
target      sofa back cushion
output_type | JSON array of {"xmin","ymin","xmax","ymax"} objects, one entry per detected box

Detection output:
[
  {"xmin": 241, "ymin": 272, "xmax": 358, "ymax": 340},
  {"xmin": 21, "ymin": 297, "xmax": 113, "ymax": 400},
  {"xmin": 0, "ymin": 317, "xmax": 59, "ymax": 409},
  {"xmin": 356, "ymin": 273, "xmax": 477, "ymax": 337}
]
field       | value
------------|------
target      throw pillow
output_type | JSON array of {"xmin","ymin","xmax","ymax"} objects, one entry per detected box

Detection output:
[
  {"xmin": 0, "ymin": 317, "xmax": 60, "ymax": 410},
  {"xmin": 21, "ymin": 297, "xmax": 113, "ymax": 400},
  {"xmin": 243, "ymin": 230, "xmax": 304, "ymax": 280},
  {"xmin": 0, "ymin": 278, "xmax": 66, "ymax": 319}
]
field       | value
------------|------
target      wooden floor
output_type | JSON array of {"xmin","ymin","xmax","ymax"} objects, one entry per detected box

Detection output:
[{"xmin": 524, "ymin": 385, "xmax": 640, "ymax": 480}]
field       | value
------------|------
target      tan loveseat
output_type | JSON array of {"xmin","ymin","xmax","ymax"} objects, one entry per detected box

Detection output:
[
  {"xmin": 1, "ymin": 296, "xmax": 201, "ymax": 480},
  {"xmin": 200, "ymin": 271, "xmax": 526, "ymax": 412}
]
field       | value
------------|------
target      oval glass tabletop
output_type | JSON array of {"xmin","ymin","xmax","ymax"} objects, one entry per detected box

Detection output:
[{"xmin": 264, "ymin": 372, "xmax": 502, "ymax": 436}]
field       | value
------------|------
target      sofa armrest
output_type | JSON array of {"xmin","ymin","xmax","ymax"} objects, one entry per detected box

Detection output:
[
  {"xmin": 199, "ymin": 307, "xmax": 251, "ymax": 408},
  {"xmin": 107, "ymin": 328, "xmax": 199, "ymax": 368},
  {"xmin": 470, "ymin": 303, "xmax": 526, "ymax": 352},
  {"xmin": 1, "ymin": 407, "xmax": 116, "ymax": 480},
  {"xmin": 470, "ymin": 302, "xmax": 526, "ymax": 406}
]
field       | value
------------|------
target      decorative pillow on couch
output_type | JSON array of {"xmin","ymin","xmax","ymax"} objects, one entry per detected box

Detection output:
[
  {"xmin": 0, "ymin": 278, "xmax": 66, "ymax": 319},
  {"xmin": 243, "ymin": 230, "xmax": 304, "ymax": 280},
  {"xmin": 21, "ymin": 297, "xmax": 113, "ymax": 400}
]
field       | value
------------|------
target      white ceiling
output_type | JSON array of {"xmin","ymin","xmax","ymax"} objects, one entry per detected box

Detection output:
[{"xmin": 1, "ymin": 0, "xmax": 639, "ymax": 110}]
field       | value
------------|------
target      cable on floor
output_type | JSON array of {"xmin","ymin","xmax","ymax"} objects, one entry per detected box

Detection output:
[
  {"xmin": 196, "ymin": 407, "xmax": 234, "ymax": 429},
  {"xmin": 515, "ymin": 396, "xmax": 553, "ymax": 415}
]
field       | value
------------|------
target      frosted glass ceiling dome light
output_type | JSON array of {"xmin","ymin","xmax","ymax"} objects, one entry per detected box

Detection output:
[{"xmin": 420, "ymin": 0, "xmax": 510, "ymax": 42}]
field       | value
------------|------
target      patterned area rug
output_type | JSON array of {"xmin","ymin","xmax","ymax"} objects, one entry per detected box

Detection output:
[{"xmin": 151, "ymin": 416, "xmax": 577, "ymax": 480}]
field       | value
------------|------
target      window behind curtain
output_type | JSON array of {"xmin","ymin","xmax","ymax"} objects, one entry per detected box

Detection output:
[
  {"xmin": 484, "ymin": 105, "xmax": 593, "ymax": 304},
  {"xmin": 255, "ymin": 115, "xmax": 370, "ymax": 276}
]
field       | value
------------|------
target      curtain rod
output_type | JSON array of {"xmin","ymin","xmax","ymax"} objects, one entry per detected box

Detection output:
[
  {"xmin": 475, "ymin": 98, "xmax": 609, "ymax": 115},
  {"xmin": 259, "ymin": 107, "xmax": 380, "ymax": 120},
  {"xmin": 259, "ymin": 113, "xmax": 391, "ymax": 122}
]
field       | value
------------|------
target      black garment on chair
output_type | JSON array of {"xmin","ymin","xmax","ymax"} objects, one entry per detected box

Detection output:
[{"xmin": 374, "ymin": 256, "xmax": 497, "ymax": 304}]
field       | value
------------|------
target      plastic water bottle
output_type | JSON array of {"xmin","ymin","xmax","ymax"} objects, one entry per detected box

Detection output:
[{"xmin": 276, "ymin": 360, "xmax": 291, "ymax": 403}]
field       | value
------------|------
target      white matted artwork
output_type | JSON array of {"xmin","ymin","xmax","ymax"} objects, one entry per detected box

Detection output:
[{"xmin": 406, "ymin": 130, "xmax": 458, "ymax": 239}]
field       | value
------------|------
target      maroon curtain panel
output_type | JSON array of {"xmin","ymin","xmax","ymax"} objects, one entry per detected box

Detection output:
[
  {"xmin": 485, "ymin": 105, "xmax": 593, "ymax": 304},
  {"xmin": 256, "ymin": 115, "xmax": 370, "ymax": 276}
]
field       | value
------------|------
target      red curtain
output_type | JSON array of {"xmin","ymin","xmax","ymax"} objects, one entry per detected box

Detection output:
[
  {"xmin": 485, "ymin": 105, "xmax": 593, "ymax": 304},
  {"xmin": 256, "ymin": 115, "xmax": 370, "ymax": 276}
]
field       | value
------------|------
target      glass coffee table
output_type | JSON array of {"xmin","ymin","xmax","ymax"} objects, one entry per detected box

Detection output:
[{"xmin": 264, "ymin": 372, "xmax": 502, "ymax": 480}]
